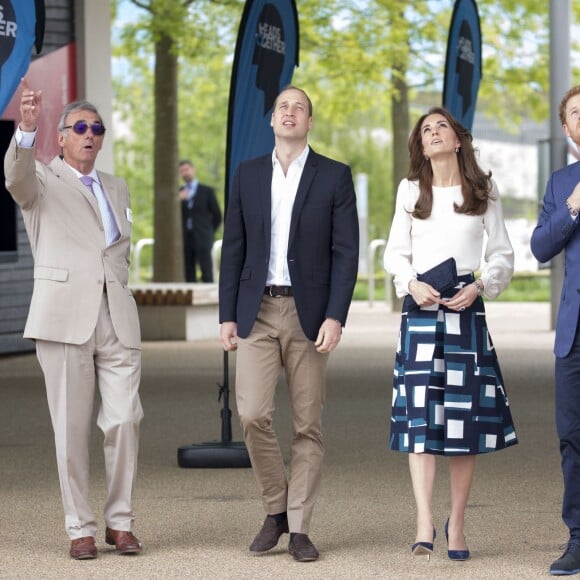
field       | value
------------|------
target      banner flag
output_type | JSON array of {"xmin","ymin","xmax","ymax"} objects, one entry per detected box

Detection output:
[
  {"xmin": 443, "ymin": 0, "xmax": 481, "ymax": 132},
  {"xmin": 225, "ymin": 0, "xmax": 299, "ymax": 205},
  {"xmin": 0, "ymin": 0, "xmax": 45, "ymax": 116}
]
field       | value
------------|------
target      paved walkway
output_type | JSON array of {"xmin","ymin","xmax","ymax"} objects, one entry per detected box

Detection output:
[{"xmin": 0, "ymin": 301, "xmax": 564, "ymax": 578}]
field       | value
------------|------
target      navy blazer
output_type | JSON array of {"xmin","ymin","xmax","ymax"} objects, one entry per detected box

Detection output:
[
  {"xmin": 531, "ymin": 161, "xmax": 580, "ymax": 358},
  {"xmin": 219, "ymin": 148, "xmax": 359, "ymax": 341},
  {"xmin": 180, "ymin": 183, "xmax": 222, "ymax": 249}
]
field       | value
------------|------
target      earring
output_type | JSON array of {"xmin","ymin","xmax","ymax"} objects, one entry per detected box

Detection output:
[
  {"xmin": 455, "ymin": 147, "xmax": 460, "ymax": 153},
  {"xmin": 424, "ymin": 155, "xmax": 429, "ymax": 161}
]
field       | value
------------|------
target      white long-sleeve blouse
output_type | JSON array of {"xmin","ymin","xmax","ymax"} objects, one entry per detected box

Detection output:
[{"xmin": 383, "ymin": 178, "xmax": 514, "ymax": 299}]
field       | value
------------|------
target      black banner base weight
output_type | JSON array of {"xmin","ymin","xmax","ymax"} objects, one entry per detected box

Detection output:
[{"xmin": 177, "ymin": 441, "xmax": 251, "ymax": 468}]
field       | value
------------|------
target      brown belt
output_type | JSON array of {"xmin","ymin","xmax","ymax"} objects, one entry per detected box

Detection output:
[{"xmin": 264, "ymin": 285, "xmax": 293, "ymax": 297}]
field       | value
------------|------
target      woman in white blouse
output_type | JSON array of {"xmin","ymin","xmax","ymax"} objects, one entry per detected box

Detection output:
[{"xmin": 384, "ymin": 107, "xmax": 518, "ymax": 562}]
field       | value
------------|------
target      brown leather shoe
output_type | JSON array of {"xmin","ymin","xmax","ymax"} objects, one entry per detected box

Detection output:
[
  {"xmin": 288, "ymin": 533, "xmax": 319, "ymax": 562},
  {"xmin": 70, "ymin": 536, "xmax": 97, "ymax": 560},
  {"xmin": 105, "ymin": 527, "xmax": 142, "ymax": 555},
  {"xmin": 249, "ymin": 516, "xmax": 289, "ymax": 552}
]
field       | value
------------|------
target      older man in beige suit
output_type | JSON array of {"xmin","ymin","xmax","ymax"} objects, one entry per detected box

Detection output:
[{"xmin": 4, "ymin": 79, "xmax": 143, "ymax": 560}]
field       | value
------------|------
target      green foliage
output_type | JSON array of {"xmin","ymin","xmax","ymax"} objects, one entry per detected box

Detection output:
[
  {"xmin": 113, "ymin": 0, "xmax": 238, "ymax": 244},
  {"xmin": 500, "ymin": 196, "xmax": 539, "ymax": 221},
  {"xmin": 498, "ymin": 271, "xmax": 550, "ymax": 302},
  {"xmin": 112, "ymin": 0, "xmax": 555, "ymax": 259},
  {"xmin": 477, "ymin": 1, "xmax": 549, "ymax": 129},
  {"xmin": 354, "ymin": 271, "xmax": 550, "ymax": 303},
  {"xmin": 177, "ymin": 59, "xmax": 231, "ymax": 211},
  {"xmin": 113, "ymin": 40, "xmax": 155, "ymax": 242}
]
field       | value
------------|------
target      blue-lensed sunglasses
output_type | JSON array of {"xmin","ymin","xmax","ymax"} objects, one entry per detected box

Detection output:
[{"xmin": 63, "ymin": 121, "xmax": 106, "ymax": 136}]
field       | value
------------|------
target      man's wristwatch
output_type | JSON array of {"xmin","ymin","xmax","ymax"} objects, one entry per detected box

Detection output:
[{"xmin": 566, "ymin": 199, "xmax": 579, "ymax": 217}]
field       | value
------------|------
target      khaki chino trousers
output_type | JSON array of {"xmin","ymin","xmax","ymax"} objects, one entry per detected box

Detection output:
[
  {"xmin": 36, "ymin": 294, "xmax": 143, "ymax": 540},
  {"xmin": 235, "ymin": 295, "xmax": 329, "ymax": 534}
]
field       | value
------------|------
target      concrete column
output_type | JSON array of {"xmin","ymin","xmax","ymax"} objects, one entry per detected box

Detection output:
[
  {"xmin": 548, "ymin": 0, "xmax": 570, "ymax": 329},
  {"xmin": 74, "ymin": 0, "xmax": 113, "ymax": 173}
]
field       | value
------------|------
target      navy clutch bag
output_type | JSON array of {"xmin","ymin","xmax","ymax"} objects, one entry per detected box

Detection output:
[
  {"xmin": 417, "ymin": 257, "xmax": 458, "ymax": 292},
  {"xmin": 403, "ymin": 257, "xmax": 458, "ymax": 311}
]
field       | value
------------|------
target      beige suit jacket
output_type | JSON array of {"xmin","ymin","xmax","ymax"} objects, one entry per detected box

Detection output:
[{"xmin": 4, "ymin": 137, "xmax": 141, "ymax": 349}]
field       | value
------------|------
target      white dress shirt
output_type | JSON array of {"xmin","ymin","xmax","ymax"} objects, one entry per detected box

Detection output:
[
  {"xmin": 184, "ymin": 179, "xmax": 198, "ymax": 231},
  {"xmin": 15, "ymin": 126, "xmax": 36, "ymax": 148},
  {"xmin": 383, "ymin": 178, "xmax": 514, "ymax": 299},
  {"xmin": 267, "ymin": 145, "xmax": 310, "ymax": 286},
  {"xmin": 71, "ymin": 167, "xmax": 121, "ymax": 246}
]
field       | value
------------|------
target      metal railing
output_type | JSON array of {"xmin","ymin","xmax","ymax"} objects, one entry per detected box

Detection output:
[
  {"xmin": 131, "ymin": 237, "xmax": 392, "ymax": 308},
  {"xmin": 131, "ymin": 238, "xmax": 223, "ymax": 284},
  {"xmin": 211, "ymin": 239, "xmax": 222, "ymax": 283},
  {"xmin": 367, "ymin": 238, "xmax": 392, "ymax": 307},
  {"xmin": 131, "ymin": 238, "xmax": 154, "ymax": 284}
]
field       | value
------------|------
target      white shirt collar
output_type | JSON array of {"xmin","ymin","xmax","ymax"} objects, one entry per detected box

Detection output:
[
  {"xmin": 65, "ymin": 160, "xmax": 99, "ymax": 184},
  {"xmin": 271, "ymin": 144, "xmax": 310, "ymax": 170}
]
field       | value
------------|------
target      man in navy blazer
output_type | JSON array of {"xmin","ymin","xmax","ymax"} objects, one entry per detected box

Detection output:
[
  {"xmin": 219, "ymin": 86, "xmax": 358, "ymax": 562},
  {"xmin": 179, "ymin": 159, "xmax": 222, "ymax": 282},
  {"xmin": 531, "ymin": 85, "xmax": 580, "ymax": 576}
]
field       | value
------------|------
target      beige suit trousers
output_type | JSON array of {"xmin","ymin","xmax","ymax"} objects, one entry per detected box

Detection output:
[
  {"xmin": 36, "ymin": 294, "xmax": 143, "ymax": 540},
  {"xmin": 235, "ymin": 295, "xmax": 329, "ymax": 534}
]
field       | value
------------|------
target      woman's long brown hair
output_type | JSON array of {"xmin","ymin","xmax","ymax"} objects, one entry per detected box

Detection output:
[{"xmin": 408, "ymin": 107, "xmax": 493, "ymax": 219}]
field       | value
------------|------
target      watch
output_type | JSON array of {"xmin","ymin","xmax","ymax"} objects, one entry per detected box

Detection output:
[{"xmin": 474, "ymin": 279, "xmax": 484, "ymax": 297}]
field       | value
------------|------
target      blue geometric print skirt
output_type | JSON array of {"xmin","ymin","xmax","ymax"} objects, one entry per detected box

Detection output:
[{"xmin": 390, "ymin": 277, "xmax": 518, "ymax": 456}]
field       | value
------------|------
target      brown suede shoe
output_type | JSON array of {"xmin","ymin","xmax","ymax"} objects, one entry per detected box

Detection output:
[
  {"xmin": 288, "ymin": 533, "xmax": 319, "ymax": 562},
  {"xmin": 249, "ymin": 516, "xmax": 289, "ymax": 553},
  {"xmin": 70, "ymin": 536, "xmax": 97, "ymax": 560},
  {"xmin": 105, "ymin": 527, "xmax": 142, "ymax": 555}
]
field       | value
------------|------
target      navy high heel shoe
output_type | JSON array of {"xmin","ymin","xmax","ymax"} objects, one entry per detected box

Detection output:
[
  {"xmin": 444, "ymin": 519, "xmax": 470, "ymax": 561},
  {"xmin": 412, "ymin": 528, "xmax": 436, "ymax": 560}
]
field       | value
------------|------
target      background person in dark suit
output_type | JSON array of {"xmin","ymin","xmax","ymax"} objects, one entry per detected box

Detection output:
[
  {"xmin": 219, "ymin": 86, "xmax": 359, "ymax": 562},
  {"xmin": 178, "ymin": 159, "xmax": 222, "ymax": 282},
  {"xmin": 5, "ymin": 79, "xmax": 143, "ymax": 560},
  {"xmin": 531, "ymin": 85, "xmax": 580, "ymax": 577}
]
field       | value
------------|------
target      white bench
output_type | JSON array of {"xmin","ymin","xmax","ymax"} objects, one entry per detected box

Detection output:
[{"xmin": 131, "ymin": 283, "xmax": 219, "ymax": 341}]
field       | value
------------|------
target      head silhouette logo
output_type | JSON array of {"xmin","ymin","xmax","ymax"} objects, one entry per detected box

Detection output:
[
  {"xmin": 252, "ymin": 4, "xmax": 285, "ymax": 114},
  {"xmin": 226, "ymin": 0, "xmax": 298, "ymax": 203},
  {"xmin": 455, "ymin": 20, "xmax": 474, "ymax": 116},
  {"xmin": 443, "ymin": 0, "xmax": 481, "ymax": 131}
]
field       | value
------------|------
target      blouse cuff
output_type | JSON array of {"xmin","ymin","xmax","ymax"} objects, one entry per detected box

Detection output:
[
  {"xmin": 479, "ymin": 273, "xmax": 506, "ymax": 300},
  {"xmin": 394, "ymin": 273, "xmax": 416, "ymax": 298}
]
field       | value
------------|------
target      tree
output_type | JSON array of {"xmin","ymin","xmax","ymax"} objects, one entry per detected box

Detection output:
[
  {"xmin": 117, "ymin": 0, "xmax": 236, "ymax": 281},
  {"xmin": 283, "ymin": 0, "xmax": 551, "ymax": 231},
  {"xmin": 113, "ymin": 0, "xmax": 554, "ymax": 282}
]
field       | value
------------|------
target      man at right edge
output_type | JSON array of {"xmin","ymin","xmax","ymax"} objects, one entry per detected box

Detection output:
[{"xmin": 532, "ymin": 85, "xmax": 580, "ymax": 576}]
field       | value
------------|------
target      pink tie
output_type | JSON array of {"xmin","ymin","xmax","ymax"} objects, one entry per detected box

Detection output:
[{"xmin": 80, "ymin": 175, "xmax": 120, "ymax": 245}]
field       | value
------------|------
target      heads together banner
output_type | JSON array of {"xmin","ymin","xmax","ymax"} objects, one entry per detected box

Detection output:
[
  {"xmin": 0, "ymin": 0, "xmax": 44, "ymax": 116},
  {"xmin": 226, "ymin": 0, "xmax": 299, "ymax": 205},
  {"xmin": 443, "ymin": 0, "xmax": 482, "ymax": 132}
]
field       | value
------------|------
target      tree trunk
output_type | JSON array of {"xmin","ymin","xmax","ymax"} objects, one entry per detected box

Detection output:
[
  {"xmin": 390, "ymin": 60, "xmax": 409, "ymax": 311},
  {"xmin": 391, "ymin": 68, "xmax": 409, "ymax": 201},
  {"xmin": 153, "ymin": 33, "xmax": 183, "ymax": 281}
]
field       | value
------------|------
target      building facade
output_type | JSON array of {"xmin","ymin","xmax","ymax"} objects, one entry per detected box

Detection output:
[{"xmin": 0, "ymin": 0, "xmax": 112, "ymax": 354}]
